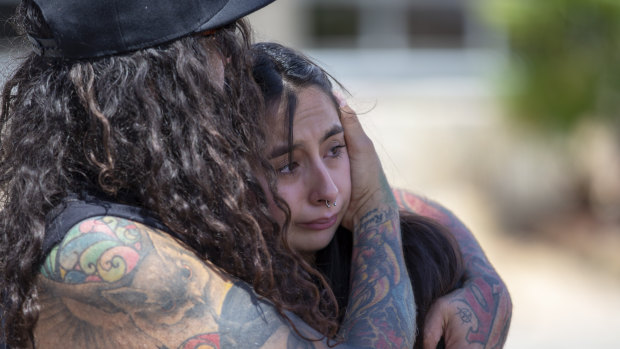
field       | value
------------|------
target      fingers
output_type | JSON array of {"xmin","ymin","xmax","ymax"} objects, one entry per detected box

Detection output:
[
  {"xmin": 336, "ymin": 99, "xmax": 384, "ymax": 229},
  {"xmin": 338, "ymin": 102, "xmax": 375, "ymax": 158},
  {"xmin": 423, "ymin": 299, "xmax": 448, "ymax": 349},
  {"xmin": 338, "ymin": 103, "xmax": 362, "ymax": 143}
]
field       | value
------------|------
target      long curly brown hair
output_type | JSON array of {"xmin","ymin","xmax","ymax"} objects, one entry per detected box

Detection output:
[{"xmin": 0, "ymin": 1, "xmax": 338, "ymax": 347}]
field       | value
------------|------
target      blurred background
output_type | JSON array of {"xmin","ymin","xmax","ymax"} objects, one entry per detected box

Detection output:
[
  {"xmin": 246, "ymin": 0, "xmax": 620, "ymax": 347},
  {"xmin": 1, "ymin": 0, "xmax": 619, "ymax": 347}
]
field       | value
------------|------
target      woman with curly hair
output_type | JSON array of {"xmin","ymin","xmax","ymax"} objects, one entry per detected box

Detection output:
[
  {"xmin": 0, "ymin": 0, "xmax": 417, "ymax": 348},
  {"xmin": 251, "ymin": 42, "xmax": 513, "ymax": 349}
]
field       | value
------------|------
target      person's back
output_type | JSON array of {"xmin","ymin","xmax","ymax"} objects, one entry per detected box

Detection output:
[{"xmin": 35, "ymin": 194, "xmax": 317, "ymax": 347}]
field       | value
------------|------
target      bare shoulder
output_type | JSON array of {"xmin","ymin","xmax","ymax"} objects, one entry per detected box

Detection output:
[{"xmin": 35, "ymin": 215, "xmax": 332, "ymax": 349}]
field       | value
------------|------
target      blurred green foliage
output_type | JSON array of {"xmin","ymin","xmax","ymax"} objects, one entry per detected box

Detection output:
[{"xmin": 480, "ymin": 0, "xmax": 620, "ymax": 133}]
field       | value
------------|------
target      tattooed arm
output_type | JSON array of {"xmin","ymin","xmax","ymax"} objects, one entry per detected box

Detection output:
[
  {"xmin": 35, "ymin": 213, "xmax": 413, "ymax": 348},
  {"xmin": 336, "ymin": 101, "xmax": 415, "ymax": 347},
  {"xmin": 392, "ymin": 189, "xmax": 513, "ymax": 349},
  {"xmin": 338, "ymin": 204, "xmax": 415, "ymax": 348}
]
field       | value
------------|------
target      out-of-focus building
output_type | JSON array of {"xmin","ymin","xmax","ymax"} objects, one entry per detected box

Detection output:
[
  {"xmin": 248, "ymin": 0, "xmax": 503, "ymax": 102},
  {"xmin": 249, "ymin": 0, "xmax": 493, "ymax": 50},
  {"xmin": 0, "ymin": 0, "xmax": 497, "ymax": 51}
]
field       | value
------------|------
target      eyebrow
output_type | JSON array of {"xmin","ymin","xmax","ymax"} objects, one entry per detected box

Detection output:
[
  {"xmin": 268, "ymin": 124, "xmax": 344, "ymax": 159},
  {"xmin": 321, "ymin": 124, "xmax": 344, "ymax": 143}
]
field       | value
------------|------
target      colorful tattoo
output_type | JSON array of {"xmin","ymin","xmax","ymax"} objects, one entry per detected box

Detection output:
[
  {"xmin": 36, "ymin": 216, "xmax": 322, "ymax": 349},
  {"xmin": 393, "ymin": 188, "xmax": 512, "ymax": 348},
  {"xmin": 340, "ymin": 206, "xmax": 415, "ymax": 348},
  {"xmin": 36, "ymin": 216, "xmax": 226, "ymax": 348},
  {"xmin": 34, "ymin": 207, "xmax": 421, "ymax": 348},
  {"xmin": 180, "ymin": 333, "xmax": 221, "ymax": 349},
  {"xmin": 41, "ymin": 216, "xmax": 145, "ymax": 283}
]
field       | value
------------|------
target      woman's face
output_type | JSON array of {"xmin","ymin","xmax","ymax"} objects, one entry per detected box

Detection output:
[{"xmin": 266, "ymin": 86, "xmax": 351, "ymax": 257}]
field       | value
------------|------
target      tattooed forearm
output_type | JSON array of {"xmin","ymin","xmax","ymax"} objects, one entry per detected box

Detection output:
[
  {"xmin": 393, "ymin": 188, "xmax": 512, "ymax": 348},
  {"xmin": 340, "ymin": 205, "xmax": 415, "ymax": 348},
  {"xmin": 448, "ymin": 265, "xmax": 512, "ymax": 348},
  {"xmin": 392, "ymin": 189, "xmax": 491, "ymax": 273},
  {"xmin": 356, "ymin": 207, "xmax": 397, "ymax": 235},
  {"xmin": 456, "ymin": 307, "xmax": 473, "ymax": 324}
]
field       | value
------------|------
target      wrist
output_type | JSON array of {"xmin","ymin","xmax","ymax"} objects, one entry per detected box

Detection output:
[
  {"xmin": 351, "ymin": 177, "xmax": 397, "ymax": 224},
  {"xmin": 352, "ymin": 200, "xmax": 399, "ymax": 238}
]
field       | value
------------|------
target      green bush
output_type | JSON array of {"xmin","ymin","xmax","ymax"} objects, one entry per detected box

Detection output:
[{"xmin": 480, "ymin": 0, "xmax": 620, "ymax": 133}]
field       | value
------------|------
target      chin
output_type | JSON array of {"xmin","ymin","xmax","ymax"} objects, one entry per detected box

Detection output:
[
  {"xmin": 293, "ymin": 241, "xmax": 330, "ymax": 255},
  {"xmin": 291, "ymin": 230, "xmax": 337, "ymax": 254}
]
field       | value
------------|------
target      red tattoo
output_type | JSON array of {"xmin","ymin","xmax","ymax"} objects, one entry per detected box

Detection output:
[{"xmin": 180, "ymin": 333, "xmax": 220, "ymax": 349}]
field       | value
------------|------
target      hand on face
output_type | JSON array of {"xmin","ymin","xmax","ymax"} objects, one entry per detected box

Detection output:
[{"xmin": 337, "ymin": 100, "xmax": 396, "ymax": 231}]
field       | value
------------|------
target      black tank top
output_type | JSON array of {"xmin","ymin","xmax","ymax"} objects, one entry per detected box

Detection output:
[{"xmin": 42, "ymin": 192, "xmax": 173, "ymax": 261}]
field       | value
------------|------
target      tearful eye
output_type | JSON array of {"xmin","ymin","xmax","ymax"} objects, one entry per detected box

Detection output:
[
  {"xmin": 328, "ymin": 145, "xmax": 346, "ymax": 158},
  {"xmin": 278, "ymin": 162, "xmax": 299, "ymax": 175}
]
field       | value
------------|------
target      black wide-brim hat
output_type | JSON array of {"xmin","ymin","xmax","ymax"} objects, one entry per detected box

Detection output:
[{"xmin": 30, "ymin": 0, "xmax": 275, "ymax": 59}]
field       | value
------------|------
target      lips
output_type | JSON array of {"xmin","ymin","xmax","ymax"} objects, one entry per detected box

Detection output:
[{"xmin": 297, "ymin": 214, "xmax": 338, "ymax": 230}]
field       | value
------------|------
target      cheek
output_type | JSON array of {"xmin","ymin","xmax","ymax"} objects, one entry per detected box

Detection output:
[
  {"xmin": 265, "ymin": 182, "xmax": 303, "ymax": 229},
  {"xmin": 256, "ymin": 174, "xmax": 287, "ymax": 226},
  {"xmin": 266, "ymin": 199, "xmax": 285, "ymax": 227},
  {"xmin": 273, "ymin": 184, "xmax": 300, "ymax": 221}
]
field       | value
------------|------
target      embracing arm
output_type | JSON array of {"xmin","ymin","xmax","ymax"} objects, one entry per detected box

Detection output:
[
  {"xmin": 392, "ymin": 189, "xmax": 512, "ymax": 349},
  {"xmin": 35, "ymin": 212, "xmax": 413, "ymax": 348},
  {"xmin": 339, "ymin": 203, "xmax": 414, "ymax": 348},
  {"xmin": 337, "ymin": 103, "xmax": 415, "ymax": 347}
]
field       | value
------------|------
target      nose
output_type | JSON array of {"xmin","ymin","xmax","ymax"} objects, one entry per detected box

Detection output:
[{"xmin": 309, "ymin": 162, "xmax": 339, "ymax": 206}]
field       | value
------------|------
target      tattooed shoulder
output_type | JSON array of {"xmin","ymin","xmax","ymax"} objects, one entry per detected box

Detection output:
[
  {"xmin": 35, "ymin": 216, "xmax": 336, "ymax": 349},
  {"xmin": 36, "ymin": 216, "xmax": 233, "ymax": 348},
  {"xmin": 40, "ymin": 216, "xmax": 148, "ymax": 283}
]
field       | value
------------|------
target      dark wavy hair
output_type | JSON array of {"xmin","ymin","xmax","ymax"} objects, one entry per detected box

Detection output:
[
  {"xmin": 251, "ymin": 42, "xmax": 465, "ymax": 347},
  {"xmin": 0, "ymin": 1, "xmax": 337, "ymax": 347}
]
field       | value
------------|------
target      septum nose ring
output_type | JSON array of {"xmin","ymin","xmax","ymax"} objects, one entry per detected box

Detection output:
[{"xmin": 325, "ymin": 200, "xmax": 337, "ymax": 208}]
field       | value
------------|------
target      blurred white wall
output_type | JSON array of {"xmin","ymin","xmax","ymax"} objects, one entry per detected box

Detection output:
[{"xmin": 248, "ymin": 0, "xmax": 306, "ymax": 46}]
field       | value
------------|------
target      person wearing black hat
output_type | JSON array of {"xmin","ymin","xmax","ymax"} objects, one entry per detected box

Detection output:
[{"xmin": 0, "ymin": 0, "xmax": 417, "ymax": 348}]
